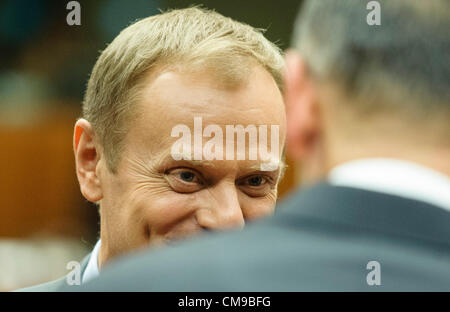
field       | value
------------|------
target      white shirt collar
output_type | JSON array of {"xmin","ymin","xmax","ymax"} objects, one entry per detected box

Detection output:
[
  {"xmin": 82, "ymin": 239, "xmax": 101, "ymax": 284},
  {"xmin": 328, "ymin": 158, "xmax": 450, "ymax": 211}
]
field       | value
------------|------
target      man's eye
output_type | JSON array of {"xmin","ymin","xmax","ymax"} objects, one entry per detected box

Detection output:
[
  {"xmin": 170, "ymin": 169, "xmax": 202, "ymax": 185},
  {"xmin": 165, "ymin": 168, "xmax": 203, "ymax": 194},
  {"xmin": 248, "ymin": 176, "xmax": 263, "ymax": 186},
  {"xmin": 245, "ymin": 175, "xmax": 268, "ymax": 187},
  {"xmin": 179, "ymin": 171, "xmax": 196, "ymax": 182},
  {"xmin": 238, "ymin": 174, "xmax": 274, "ymax": 198}
]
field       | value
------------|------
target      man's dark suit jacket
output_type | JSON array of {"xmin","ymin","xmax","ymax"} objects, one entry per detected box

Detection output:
[{"xmin": 76, "ymin": 183, "xmax": 450, "ymax": 291}]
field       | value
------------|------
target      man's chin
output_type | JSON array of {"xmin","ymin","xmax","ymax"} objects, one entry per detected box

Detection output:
[{"xmin": 159, "ymin": 230, "xmax": 205, "ymax": 247}]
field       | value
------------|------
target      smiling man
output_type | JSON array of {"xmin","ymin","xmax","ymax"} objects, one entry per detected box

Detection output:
[
  {"xmin": 76, "ymin": 0, "xmax": 450, "ymax": 292},
  {"xmin": 20, "ymin": 7, "xmax": 286, "ymax": 291}
]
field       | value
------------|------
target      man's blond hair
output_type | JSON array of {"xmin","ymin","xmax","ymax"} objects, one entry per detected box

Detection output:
[{"xmin": 82, "ymin": 7, "xmax": 284, "ymax": 172}]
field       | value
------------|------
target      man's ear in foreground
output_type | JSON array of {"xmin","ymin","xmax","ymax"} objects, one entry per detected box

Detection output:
[{"xmin": 73, "ymin": 118, "xmax": 103, "ymax": 202}]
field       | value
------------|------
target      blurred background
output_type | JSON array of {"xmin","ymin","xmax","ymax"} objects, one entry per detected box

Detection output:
[{"xmin": 0, "ymin": 0, "xmax": 302, "ymax": 291}]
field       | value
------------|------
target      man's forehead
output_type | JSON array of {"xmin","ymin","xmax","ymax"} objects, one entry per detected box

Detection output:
[
  {"xmin": 137, "ymin": 67, "xmax": 285, "ymax": 123},
  {"xmin": 126, "ymin": 67, "xmax": 286, "ymax": 168}
]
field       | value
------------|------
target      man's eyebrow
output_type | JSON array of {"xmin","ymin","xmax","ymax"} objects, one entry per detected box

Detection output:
[
  {"xmin": 246, "ymin": 162, "xmax": 284, "ymax": 171},
  {"xmin": 246, "ymin": 160, "xmax": 286, "ymax": 178},
  {"xmin": 154, "ymin": 150, "xmax": 286, "ymax": 173},
  {"xmin": 176, "ymin": 159, "xmax": 218, "ymax": 168},
  {"xmin": 155, "ymin": 154, "xmax": 219, "ymax": 169}
]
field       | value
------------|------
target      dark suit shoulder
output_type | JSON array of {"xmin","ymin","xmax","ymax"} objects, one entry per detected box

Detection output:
[{"xmin": 77, "ymin": 185, "xmax": 450, "ymax": 291}]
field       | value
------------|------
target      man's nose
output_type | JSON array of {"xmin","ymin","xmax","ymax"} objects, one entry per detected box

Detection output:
[{"xmin": 196, "ymin": 184, "xmax": 245, "ymax": 231}]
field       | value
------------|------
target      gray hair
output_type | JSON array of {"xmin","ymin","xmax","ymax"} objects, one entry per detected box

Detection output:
[{"xmin": 292, "ymin": 0, "xmax": 450, "ymax": 115}]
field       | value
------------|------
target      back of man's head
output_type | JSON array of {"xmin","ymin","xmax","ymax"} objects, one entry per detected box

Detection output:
[{"xmin": 293, "ymin": 0, "xmax": 449, "ymax": 141}]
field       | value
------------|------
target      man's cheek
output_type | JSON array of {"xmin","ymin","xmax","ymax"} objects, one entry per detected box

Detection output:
[
  {"xmin": 138, "ymin": 192, "xmax": 199, "ymax": 233},
  {"xmin": 243, "ymin": 198, "xmax": 276, "ymax": 220}
]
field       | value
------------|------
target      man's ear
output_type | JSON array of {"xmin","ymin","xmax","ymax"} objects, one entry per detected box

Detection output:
[
  {"xmin": 73, "ymin": 119, "xmax": 103, "ymax": 202},
  {"xmin": 284, "ymin": 50, "xmax": 320, "ymax": 160}
]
